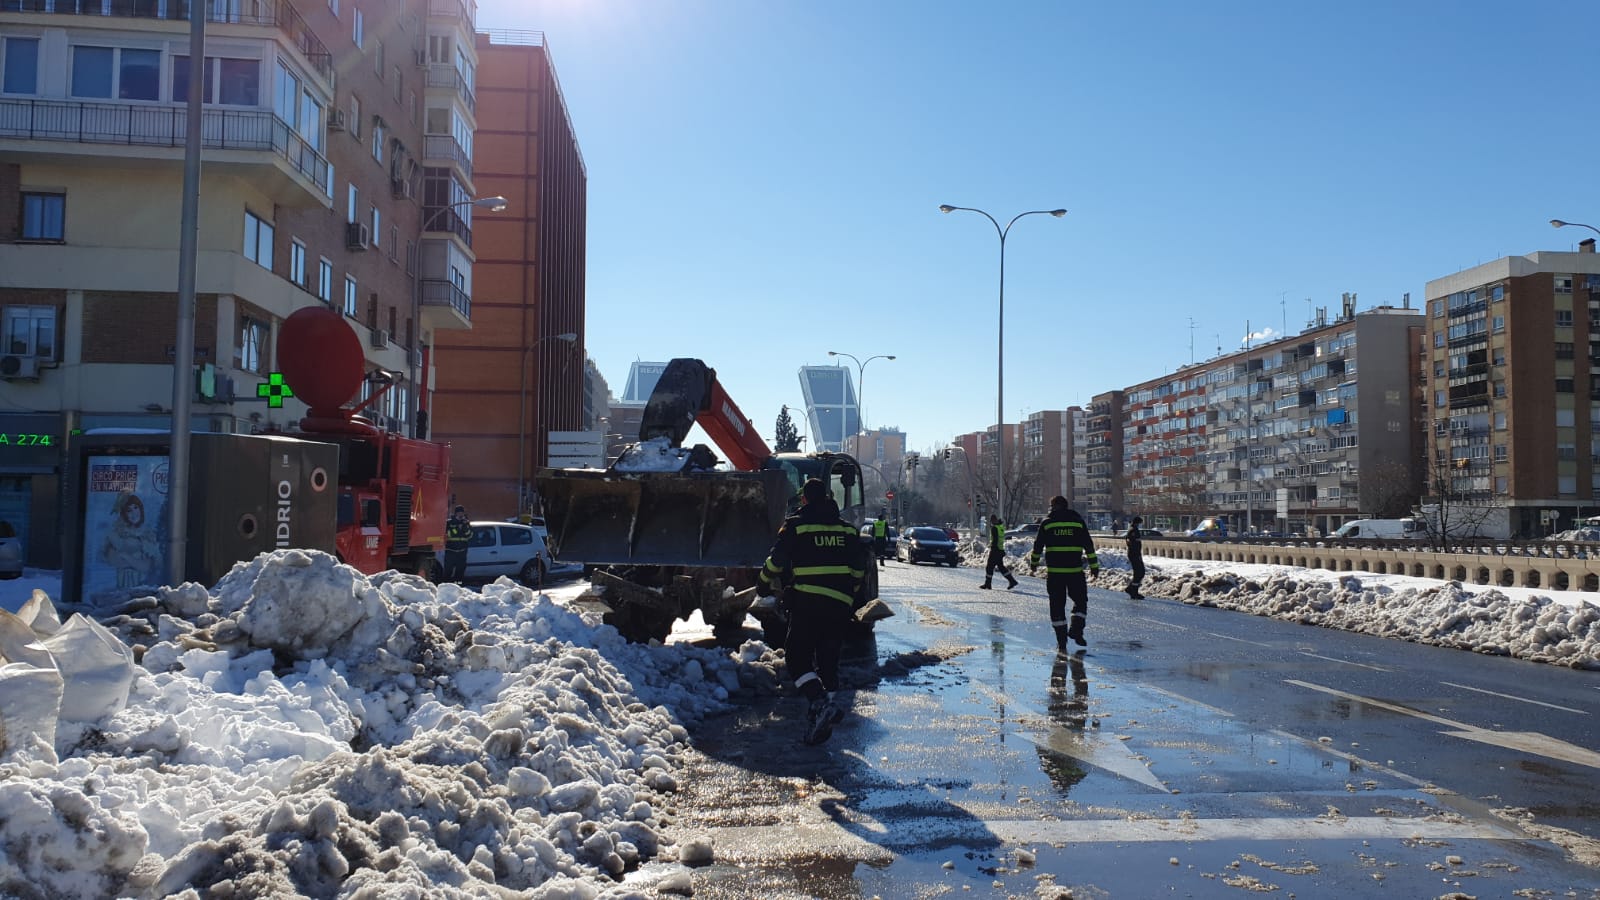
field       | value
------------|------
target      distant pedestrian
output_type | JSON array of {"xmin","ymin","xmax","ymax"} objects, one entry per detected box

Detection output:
[
  {"xmin": 1029, "ymin": 496, "xmax": 1099, "ymax": 653},
  {"xmin": 758, "ymin": 478, "xmax": 869, "ymax": 745},
  {"xmin": 980, "ymin": 514, "xmax": 1018, "ymax": 590},
  {"xmin": 1125, "ymin": 516, "xmax": 1146, "ymax": 599},
  {"xmin": 443, "ymin": 505, "xmax": 473, "ymax": 583},
  {"xmin": 871, "ymin": 512, "xmax": 891, "ymax": 567}
]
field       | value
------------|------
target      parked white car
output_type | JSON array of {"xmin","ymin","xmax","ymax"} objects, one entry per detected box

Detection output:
[{"xmin": 439, "ymin": 521, "xmax": 549, "ymax": 587}]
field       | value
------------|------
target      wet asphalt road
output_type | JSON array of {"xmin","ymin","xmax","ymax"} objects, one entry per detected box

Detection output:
[{"xmin": 648, "ymin": 561, "xmax": 1600, "ymax": 899}]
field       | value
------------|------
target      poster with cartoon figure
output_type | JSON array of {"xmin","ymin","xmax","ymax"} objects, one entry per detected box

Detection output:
[{"xmin": 81, "ymin": 455, "xmax": 169, "ymax": 597}]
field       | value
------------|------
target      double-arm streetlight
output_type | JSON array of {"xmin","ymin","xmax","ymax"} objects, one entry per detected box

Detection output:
[
  {"xmin": 939, "ymin": 204, "xmax": 1067, "ymax": 523},
  {"xmin": 410, "ymin": 195, "xmax": 509, "ymax": 437},
  {"xmin": 518, "ymin": 330, "xmax": 579, "ymax": 514},
  {"xmin": 826, "ymin": 350, "xmax": 895, "ymax": 455},
  {"xmin": 1552, "ymin": 219, "xmax": 1600, "ymax": 240}
]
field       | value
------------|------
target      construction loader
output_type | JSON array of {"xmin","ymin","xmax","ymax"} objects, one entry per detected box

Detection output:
[{"xmin": 536, "ymin": 358, "xmax": 890, "ymax": 644}]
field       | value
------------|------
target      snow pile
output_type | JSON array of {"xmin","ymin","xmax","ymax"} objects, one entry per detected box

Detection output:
[
  {"xmin": 1547, "ymin": 527, "xmax": 1600, "ymax": 542},
  {"xmin": 0, "ymin": 549, "xmax": 786, "ymax": 899},
  {"xmin": 1082, "ymin": 550, "xmax": 1600, "ymax": 669}
]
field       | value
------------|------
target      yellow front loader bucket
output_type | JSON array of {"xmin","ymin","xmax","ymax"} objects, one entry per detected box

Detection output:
[{"xmin": 536, "ymin": 467, "xmax": 791, "ymax": 568}]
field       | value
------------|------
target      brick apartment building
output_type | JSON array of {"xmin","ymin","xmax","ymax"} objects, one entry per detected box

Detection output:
[
  {"xmin": 1423, "ymin": 241, "xmax": 1600, "ymax": 537},
  {"xmin": 0, "ymin": 0, "xmax": 487, "ymax": 566},
  {"xmin": 430, "ymin": 30, "xmax": 585, "ymax": 518}
]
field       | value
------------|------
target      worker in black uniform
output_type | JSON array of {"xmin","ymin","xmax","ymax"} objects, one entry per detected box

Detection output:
[
  {"xmin": 1124, "ymin": 516, "xmax": 1146, "ymax": 599},
  {"xmin": 1029, "ymin": 495, "xmax": 1099, "ymax": 653},
  {"xmin": 758, "ymin": 478, "xmax": 869, "ymax": 745},
  {"xmin": 980, "ymin": 513, "xmax": 1018, "ymax": 590},
  {"xmin": 443, "ymin": 505, "xmax": 473, "ymax": 583}
]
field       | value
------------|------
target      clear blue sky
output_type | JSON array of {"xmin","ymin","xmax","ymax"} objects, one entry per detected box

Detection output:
[{"xmin": 476, "ymin": 0, "xmax": 1600, "ymax": 454}]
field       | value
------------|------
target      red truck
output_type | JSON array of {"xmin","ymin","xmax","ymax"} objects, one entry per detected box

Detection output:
[{"xmin": 275, "ymin": 306, "xmax": 450, "ymax": 580}]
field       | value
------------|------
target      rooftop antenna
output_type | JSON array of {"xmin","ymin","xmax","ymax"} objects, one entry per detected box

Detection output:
[
  {"xmin": 1305, "ymin": 297, "xmax": 1314, "ymax": 329},
  {"xmin": 1188, "ymin": 317, "xmax": 1196, "ymax": 363},
  {"xmin": 1279, "ymin": 292, "xmax": 1287, "ymax": 335}
]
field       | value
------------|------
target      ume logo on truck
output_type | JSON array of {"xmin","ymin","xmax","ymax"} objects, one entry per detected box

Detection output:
[{"xmin": 276, "ymin": 479, "xmax": 293, "ymax": 548}]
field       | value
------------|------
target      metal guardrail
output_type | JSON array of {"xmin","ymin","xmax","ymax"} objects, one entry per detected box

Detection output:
[
  {"xmin": 0, "ymin": 99, "xmax": 329, "ymax": 193},
  {"xmin": 1170, "ymin": 534, "xmax": 1600, "ymax": 560},
  {"xmin": 425, "ymin": 65, "xmax": 475, "ymax": 113},
  {"xmin": 423, "ymin": 133, "xmax": 471, "ymax": 179},
  {"xmin": 420, "ymin": 280, "xmax": 471, "ymax": 320}
]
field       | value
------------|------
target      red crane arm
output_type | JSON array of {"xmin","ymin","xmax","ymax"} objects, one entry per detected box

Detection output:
[{"xmin": 698, "ymin": 374, "xmax": 772, "ymax": 471}]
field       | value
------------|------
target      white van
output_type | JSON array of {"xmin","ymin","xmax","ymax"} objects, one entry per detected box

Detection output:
[{"xmin": 1331, "ymin": 517, "xmax": 1425, "ymax": 539}]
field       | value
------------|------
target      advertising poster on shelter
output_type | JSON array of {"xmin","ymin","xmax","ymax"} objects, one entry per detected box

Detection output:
[{"xmin": 81, "ymin": 454, "xmax": 169, "ymax": 598}]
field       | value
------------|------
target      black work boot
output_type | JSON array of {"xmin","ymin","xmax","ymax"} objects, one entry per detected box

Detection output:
[
  {"xmin": 979, "ymin": 579, "xmax": 992, "ymax": 589},
  {"xmin": 1052, "ymin": 625, "xmax": 1070, "ymax": 653},
  {"xmin": 1006, "ymin": 573, "xmax": 1018, "ymax": 589}
]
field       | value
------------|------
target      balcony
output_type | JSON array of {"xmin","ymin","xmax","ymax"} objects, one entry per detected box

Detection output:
[
  {"xmin": 425, "ymin": 64, "xmax": 475, "ymax": 113},
  {"xmin": 420, "ymin": 204, "xmax": 471, "ymax": 247},
  {"xmin": 2, "ymin": 0, "xmax": 333, "ymax": 82},
  {"xmin": 427, "ymin": 0, "xmax": 475, "ymax": 29},
  {"xmin": 423, "ymin": 133, "xmax": 471, "ymax": 181},
  {"xmin": 0, "ymin": 98, "xmax": 329, "ymax": 203},
  {"xmin": 420, "ymin": 279, "xmax": 471, "ymax": 329}
]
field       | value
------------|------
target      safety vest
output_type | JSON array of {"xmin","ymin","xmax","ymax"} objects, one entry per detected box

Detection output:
[
  {"xmin": 873, "ymin": 519, "xmax": 888, "ymax": 539},
  {"xmin": 445, "ymin": 519, "xmax": 473, "ymax": 551},
  {"xmin": 989, "ymin": 521, "xmax": 1005, "ymax": 547}
]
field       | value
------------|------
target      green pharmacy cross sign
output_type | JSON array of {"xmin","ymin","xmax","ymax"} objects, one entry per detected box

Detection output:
[{"xmin": 257, "ymin": 372, "xmax": 294, "ymax": 408}]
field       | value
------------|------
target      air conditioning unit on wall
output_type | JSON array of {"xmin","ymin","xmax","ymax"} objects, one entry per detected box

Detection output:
[
  {"xmin": 328, "ymin": 109, "xmax": 347, "ymax": 131},
  {"xmin": 346, "ymin": 221, "xmax": 371, "ymax": 250},
  {"xmin": 370, "ymin": 328, "xmax": 390, "ymax": 349},
  {"xmin": 0, "ymin": 355, "xmax": 40, "ymax": 380}
]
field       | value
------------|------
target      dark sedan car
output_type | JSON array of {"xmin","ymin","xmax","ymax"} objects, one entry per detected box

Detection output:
[{"xmin": 898, "ymin": 526, "xmax": 961, "ymax": 566}]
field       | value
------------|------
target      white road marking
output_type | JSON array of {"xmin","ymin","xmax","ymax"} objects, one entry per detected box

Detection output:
[
  {"xmin": 1296, "ymin": 650, "xmax": 1391, "ymax": 672},
  {"xmin": 1441, "ymin": 681, "xmax": 1588, "ymax": 715},
  {"xmin": 703, "ymin": 814, "xmax": 1525, "ymax": 862},
  {"xmin": 1207, "ymin": 631, "xmax": 1273, "ymax": 647},
  {"xmin": 1287, "ymin": 679, "xmax": 1600, "ymax": 771}
]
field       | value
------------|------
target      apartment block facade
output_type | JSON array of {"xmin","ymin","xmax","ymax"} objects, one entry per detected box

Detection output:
[
  {"xmin": 1020, "ymin": 408, "xmax": 1076, "ymax": 518},
  {"xmin": 1422, "ymin": 242, "xmax": 1600, "ymax": 537},
  {"xmin": 430, "ymin": 30, "xmax": 585, "ymax": 517},
  {"xmin": 0, "ymin": 0, "xmax": 482, "ymax": 566},
  {"xmin": 1078, "ymin": 302, "xmax": 1423, "ymax": 535}
]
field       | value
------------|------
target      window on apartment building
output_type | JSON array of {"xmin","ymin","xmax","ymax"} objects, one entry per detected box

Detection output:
[
  {"xmin": 1490, "ymin": 315, "xmax": 1504, "ymax": 333},
  {"xmin": 2, "ymin": 37, "xmax": 39, "ymax": 95},
  {"xmin": 1495, "ymin": 411, "xmax": 1507, "ymax": 430},
  {"xmin": 1431, "ymin": 299, "xmax": 1443, "ymax": 317},
  {"xmin": 289, "ymin": 239, "xmax": 306, "ymax": 287},
  {"xmin": 1556, "ymin": 342, "xmax": 1575, "ymax": 359},
  {"xmin": 236, "ymin": 316, "xmax": 266, "ymax": 373},
  {"xmin": 1433, "ymin": 361, "xmax": 1444, "ymax": 378},
  {"xmin": 393, "ymin": 68, "xmax": 402, "ymax": 103},
  {"xmin": 373, "ymin": 40, "xmax": 384, "ymax": 76},
  {"xmin": 71, "ymin": 45, "xmax": 160, "ymax": 101},
  {"xmin": 20, "ymin": 192, "xmax": 64, "ymax": 242},
  {"xmin": 389, "ymin": 225, "xmax": 398, "ymax": 261},
  {"xmin": 1492, "ymin": 284, "xmax": 1504, "ymax": 301},
  {"xmin": 318, "ymin": 259, "xmax": 333, "ymax": 302},
  {"xmin": 1494, "ymin": 444, "xmax": 1507, "ymax": 462},
  {"xmin": 1493, "ymin": 349, "xmax": 1505, "ymax": 366},
  {"xmin": 1560, "ymin": 476, "xmax": 1578, "ymax": 495},
  {"xmin": 1494, "ymin": 381, "xmax": 1505, "ymax": 398},
  {"xmin": 328, "ymin": 0, "xmax": 338, "ymax": 15},
  {"xmin": 347, "ymin": 183, "xmax": 358, "ymax": 224},
  {"xmin": 367, "ymin": 293, "xmax": 378, "ymax": 328},
  {"xmin": 3, "ymin": 307, "xmax": 55, "ymax": 360},
  {"xmin": 1559, "ymin": 443, "xmax": 1578, "ymax": 461},
  {"xmin": 370, "ymin": 205, "xmax": 381, "ymax": 252},
  {"xmin": 1556, "ymin": 310, "xmax": 1574, "ymax": 327},
  {"xmin": 1495, "ymin": 475, "xmax": 1508, "ymax": 493},
  {"xmin": 348, "ymin": 94, "xmax": 361, "ymax": 138},
  {"xmin": 174, "ymin": 56, "xmax": 259, "ymax": 106},
  {"xmin": 387, "ymin": 306, "xmax": 396, "ymax": 336},
  {"xmin": 243, "ymin": 210, "xmax": 273, "ymax": 270},
  {"xmin": 1433, "ymin": 390, "xmax": 1445, "ymax": 408},
  {"xmin": 1557, "ymin": 408, "xmax": 1576, "ymax": 427},
  {"xmin": 1434, "ymin": 331, "xmax": 1445, "ymax": 348},
  {"xmin": 342, "ymin": 276, "xmax": 358, "ymax": 317},
  {"xmin": 353, "ymin": 8, "xmax": 364, "ymax": 48},
  {"xmin": 371, "ymin": 120, "xmax": 385, "ymax": 165},
  {"xmin": 1556, "ymin": 276, "xmax": 1573, "ymax": 294},
  {"xmin": 1557, "ymin": 378, "xmax": 1575, "ymax": 393}
]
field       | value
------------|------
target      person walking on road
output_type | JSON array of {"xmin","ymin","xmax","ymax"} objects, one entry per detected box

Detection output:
[
  {"xmin": 871, "ymin": 512, "xmax": 891, "ymax": 567},
  {"xmin": 758, "ymin": 478, "xmax": 870, "ymax": 746},
  {"xmin": 1124, "ymin": 516, "xmax": 1146, "ymax": 599},
  {"xmin": 980, "ymin": 514, "xmax": 1018, "ymax": 590},
  {"xmin": 1029, "ymin": 496, "xmax": 1099, "ymax": 652},
  {"xmin": 443, "ymin": 505, "xmax": 474, "ymax": 583}
]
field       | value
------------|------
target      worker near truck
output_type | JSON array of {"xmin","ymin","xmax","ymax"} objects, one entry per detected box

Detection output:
[
  {"xmin": 1029, "ymin": 495, "xmax": 1100, "ymax": 653},
  {"xmin": 758, "ymin": 478, "xmax": 869, "ymax": 746},
  {"xmin": 443, "ymin": 506, "xmax": 473, "ymax": 583},
  {"xmin": 1124, "ymin": 516, "xmax": 1146, "ymax": 599},
  {"xmin": 980, "ymin": 514, "xmax": 1019, "ymax": 590},
  {"xmin": 871, "ymin": 513, "xmax": 890, "ymax": 567}
]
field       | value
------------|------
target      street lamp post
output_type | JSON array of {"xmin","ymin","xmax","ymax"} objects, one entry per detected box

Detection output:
[
  {"xmin": 1552, "ymin": 219, "xmax": 1600, "ymax": 240},
  {"xmin": 939, "ymin": 204, "xmax": 1067, "ymax": 524},
  {"xmin": 411, "ymin": 195, "xmax": 509, "ymax": 437},
  {"xmin": 518, "ymin": 331, "xmax": 578, "ymax": 515},
  {"xmin": 826, "ymin": 350, "xmax": 895, "ymax": 455}
]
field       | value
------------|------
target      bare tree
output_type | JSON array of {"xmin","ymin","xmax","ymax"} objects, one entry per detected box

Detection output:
[
  {"xmin": 1417, "ymin": 451, "xmax": 1499, "ymax": 550},
  {"xmin": 1362, "ymin": 458, "xmax": 1421, "ymax": 520}
]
